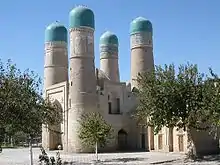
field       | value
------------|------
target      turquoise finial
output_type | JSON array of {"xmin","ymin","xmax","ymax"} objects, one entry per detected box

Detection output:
[
  {"xmin": 130, "ymin": 17, "xmax": 152, "ymax": 35},
  {"xmin": 100, "ymin": 31, "xmax": 119, "ymax": 46},
  {"xmin": 69, "ymin": 6, "xmax": 95, "ymax": 29},
  {"xmin": 45, "ymin": 22, "xmax": 67, "ymax": 42}
]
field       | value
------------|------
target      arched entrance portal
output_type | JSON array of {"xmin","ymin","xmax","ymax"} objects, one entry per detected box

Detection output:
[
  {"xmin": 118, "ymin": 129, "xmax": 128, "ymax": 151},
  {"xmin": 48, "ymin": 99, "xmax": 63, "ymax": 150}
]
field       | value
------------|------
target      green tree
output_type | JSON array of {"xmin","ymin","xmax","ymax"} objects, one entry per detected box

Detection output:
[
  {"xmin": 4, "ymin": 124, "xmax": 18, "ymax": 147},
  {"xmin": 0, "ymin": 59, "xmax": 62, "ymax": 164},
  {"xmin": 133, "ymin": 63, "xmax": 220, "ymax": 157},
  {"xmin": 78, "ymin": 112, "xmax": 113, "ymax": 161},
  {"xmin": 0, "ymin": 59, "xmax": 62, "ymax": 136},
  {"xmin": 13, "ymin": 131, "xmax": 28, "ymax": 146}
]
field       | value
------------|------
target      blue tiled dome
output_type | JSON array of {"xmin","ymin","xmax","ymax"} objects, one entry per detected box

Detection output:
[
  {"xmin": 45, "ymin": 22, "xmax": 67, "ymax": 42},
  {"xmin": 130, "ymin": 17, "xmax": 152, "ymax": 34},
  {"xmin": 100, "ymin": 31, "xmax": 118, "ymax": 46},
  {"xmin": 69, "ymin": 6, "xmax": 95, "ymax": 29}
]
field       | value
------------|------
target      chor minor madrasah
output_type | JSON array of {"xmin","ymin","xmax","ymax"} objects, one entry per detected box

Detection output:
[{"xmin": 42, "ymin": 6, "xmax": 219, "ymax": 154}]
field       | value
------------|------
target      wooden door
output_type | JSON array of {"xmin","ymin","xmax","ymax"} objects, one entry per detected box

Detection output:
[
  {"xmin": 158, "ymin": 134, "xmax": 163, "ymax": 150},
  {"xmin": 169, "ymin": 128, "xmax": 173, "ymax": 152},
  {"xmin": 178, "ymin": 135, "xmax": 184, "ymax": 152},
  {"xmin": 150, "ymin": 127, "xmax": 154, "ymax": 150},
  {"xmin": 118, "ymin": 130, "xmax": 127, "ymax": 150},
  {"xmin": 141, "ymin": 133, "xmax": 145, "ymax": 149}
]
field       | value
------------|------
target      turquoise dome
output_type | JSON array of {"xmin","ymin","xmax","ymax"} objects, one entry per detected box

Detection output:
[
  {"xmin": 100, "ymin": 31, "xmax": 118, "ymax": 46},
  {"xmin": 130, "ymin": 17, "xmax": 152, "ymax": 34},
  {"xmin": 45, "ymin": 22, "xmax": 67, "ymax": 42},
  {"xmin": 69, "ymin": 6, "xmax": 95, "ymax": 29}
]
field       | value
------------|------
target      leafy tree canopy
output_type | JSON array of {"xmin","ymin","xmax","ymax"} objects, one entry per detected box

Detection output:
[
  {"xmin": 134, "ymin": 63, "xmax": 220, "ymax": 134},
  {"xmin": 78, "ymin": 112, "xmax": 113, "ymax": 149},
  {"xmin": 0, "ymin": 59, "xmax": 62, "ymax": 139}
]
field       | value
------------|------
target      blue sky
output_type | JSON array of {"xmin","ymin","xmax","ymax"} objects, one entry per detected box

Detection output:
[{"xmin": 0, "ymin": 0, "xmax": 220, "ymax": 82}]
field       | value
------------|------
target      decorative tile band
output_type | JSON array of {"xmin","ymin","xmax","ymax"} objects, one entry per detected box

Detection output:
[
  {"xmin": 69, "ymin": 27, "xmax": 94, "ymax": 33},
  {"xmin": 100, "ymin": 45, "xmax": 118, "ymax": 54},
  {"xmin": 69, "ymin": 29, "xmax": 94, "ymax": 57},
  {"xmin": 100, "ymin": 53, "xmax": 118, "ymax": 59},
  {"xmin": 130, "ymin": 32, "xmax": 153, "ymax": 49},
  {"xmin": 45, "ymin": 42, "xmax": 67, "ymax": 49}
]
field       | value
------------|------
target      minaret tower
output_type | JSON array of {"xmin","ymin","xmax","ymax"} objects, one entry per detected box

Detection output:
[
  {"xmin": 100, "ymin": 31, "xmax": 120, "ymax": 82},
  {"xmin": 130, "ymin": 17, "xmax": 154, "ymax": 89},
  {"xmin": 68, "ymin": 6, "xmax": 97, "ymax": 153},
  {"xmin": 42, "ymin": 22, "xmax": 68, "ymax": 149}
]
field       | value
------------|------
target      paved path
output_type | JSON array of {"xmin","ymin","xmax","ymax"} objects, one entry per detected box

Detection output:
[{"xmin": 0, "ymin": 148, "xmax": 219, "ymax": 164}]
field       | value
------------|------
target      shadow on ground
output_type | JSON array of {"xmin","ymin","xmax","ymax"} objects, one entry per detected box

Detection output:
[
  {"xmin": 62, "ymin": 158, "xmax": 146, "ymax": 165},
  {"xmin": 101, "ymin": 157, "xmax": 146, "ymax": 163},
  {"xmin": 185, "ymin": 154, "xmax": 220, "ymax": 163},
  {"xmin": 62, "ymin": 161, "xmax": 90, "ymax": 165}
]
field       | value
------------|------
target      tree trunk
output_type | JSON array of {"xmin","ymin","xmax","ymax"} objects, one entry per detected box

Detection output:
[
  {"xmin": 95, "ymin": 141, "xmax": 98, "ymax": 162},
  {"xmin": 187, "ymin": 129, "xmax": 198, "ymax": 159},
  {"xmin": 29, "ymin": 138, "xmax": 33, "ymax": 165},
  {"xmin": 10, "ymin": 136, "xmax": 13, "ymax": 147},
  {"xmin": 0, "ymin": 143, "xmax": 2, "ymax": 153},
  {"xmin": 7, "ymin": 136, "xmax": 10, "ymax": 145}
]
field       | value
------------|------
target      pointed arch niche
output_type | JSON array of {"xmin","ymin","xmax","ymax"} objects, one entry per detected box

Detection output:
[
  {"xmin": 117, "ymin": 129, "xmax": 128, "ymax": 150},
  {"xmin": 48, "ymin": 99, "xmax": 63, "ymax": 150}
]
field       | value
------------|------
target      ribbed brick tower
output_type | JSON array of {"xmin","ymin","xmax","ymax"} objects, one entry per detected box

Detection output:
[
  {"xmin": 130, "ymin": 17, "xmax": 154, "ymax": 151},
  {"xmin": 42, "ymin": 22, "xmax": 68, "ymax": 149},
  {"xmin": 130, "ymin": 17, "xmax": 154, "ymax": 89},
  {"xmin": 100, "ymin": 31, "xmax": 120, "ymax": 82},
  {"xmin": 68, "ymin": 6, "xmax": 97, "ymax": 153}
]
